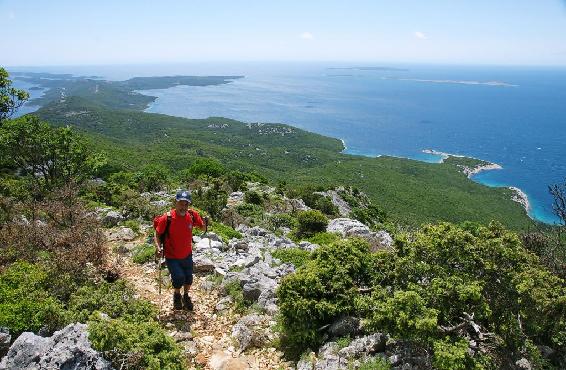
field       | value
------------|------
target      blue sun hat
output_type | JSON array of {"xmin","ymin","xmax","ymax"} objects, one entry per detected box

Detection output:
[{"xmin": 175, "ymin": 189, "xmax": 192, "ymax": 203}]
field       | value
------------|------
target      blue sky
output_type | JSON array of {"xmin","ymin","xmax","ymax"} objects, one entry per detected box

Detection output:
[{"xmin": 1, "ymin": 0, "xmax": 565, "ymax": 66}]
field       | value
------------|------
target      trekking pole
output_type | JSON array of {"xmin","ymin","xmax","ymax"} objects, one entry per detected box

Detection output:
[
  {"xmin": 203, "ymin": 216, "xmax": 210, "ymax": 248},
  {"xmin": 155, "ymin": 244, "xmax": 163, "ymax": 295}
]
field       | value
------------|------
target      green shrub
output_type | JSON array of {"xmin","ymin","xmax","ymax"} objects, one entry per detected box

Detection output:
[
  {"xmin": 0, "ymin": 262, "xmax": 66, "ymax": 336},
  {"xmin": 267, "ymin": 213, "xmax": 298, "ymax": 231},
  {"xmin": 235, "ymin": 203, "xmax": 265, "ymax": 225},
  {"xmin": 271, "ymin": 248, "xmax": 312, "ymax": 268},
  {"xmin": 132, "ymin": 244, "xmax": 155, "ymax": 264},
  {"xmin": 357, "ymin": 357, "xmax": 391, "ymax": 370},
  {"xmin": 432, "ymin": 338, "xmax": 473, "ymax": 370},
  {"xmin": 210, "ymin": 221, "xmax": 242, "ymax": 241},
  {"xmin": 223, "ymin": 280, "xmax": 247, "ymax": 313},
  {"xmin": 68, "ymin": 280, "xmax": 156, "ymax": 323},
  {"xmin": 135, "ymin": 164, "xmax": 169, "ymax": 192},
  {"xmin": 123, "ymin": 219, "xmax": 141, "ymax": 233},
  {"xmin": 350, "ymin": 204, "xmax": 386, "ymax": 227},
  {"xmin": 313, "ymin": 196, "xmax": 338, "ymax": 216},
  {"xmin": 192, "ymin": 186, "xmax": 227, "ymax": 219},
  {"xmin": 224, "ymin": 171, "xmax": 250, "ymax": 192},
  {"xmin": 296, "ymin": 210, "xmax": 328, "ymax": 237},
  {"xmin": 278, "ymin": 222, "xmax": 566, "ymax": 367},
  {"xmin": 305, "ymin": 232, "xmax": 341, "ymax": 246},
  {"xmin": 244, "ymin": 190, "xmax": 263, "ymax": 205},
  {"xmin": 277, "ymin": 239, "xmax": 371, "ymax": 358},
  {"xmin": 88, "ymin": 317, "xmax": 186, "ymax": 370},
  {"xmin": 336, "ymin": 336, "xmax": 352, "ymax": 349},
  {"xmin": 188, "ymin": 158, "xmax": 224, "ymax": 179}
]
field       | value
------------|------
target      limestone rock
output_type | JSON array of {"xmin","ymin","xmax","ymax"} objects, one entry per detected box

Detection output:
[
  {"xmin": 0, "ymin": 323, "xmax": 112, "ymax": 370},
  {"xmin": 515, "ymin": 358, "xmax": 532, "ymax": 370},
  {"xmin": 102, "ymin": 210, "xmax": 124, "ymax": 227},
  {"xmin": 209, "ymin": 350, "xmax": 250, "ymax": 370},
  {"xmin": 338, "ymin": 333, "xmax": 387, "ymax": 359},
  {"xmin": 193, "ymin": 255, "xmax": 215, "ymax": 274},
  {"xmin": 105, "ymin": 227, "xmax": 136, "ymax": 242},
  {"xmin": 328, "ymin": 316, "xmax": 361, "ymax": 338},
  {"xmin": 231, "ymin": 314, "xmax": 270, "ymax": 352}
]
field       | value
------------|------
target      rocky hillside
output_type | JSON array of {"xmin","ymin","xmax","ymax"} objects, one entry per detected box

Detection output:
[{"xmin": 2, "ymin": 178, "xmax": 564, "ymax": 370}]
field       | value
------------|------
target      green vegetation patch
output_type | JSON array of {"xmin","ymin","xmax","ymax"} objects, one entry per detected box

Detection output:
[
  {"xmin": 277, "ymin": 222, "xmax": 566, "ymax": 367},
  {"xmin": 132, "ymin": 244, "xmax": 156, "ymax": 264},
  {"xmin": 271, "ymin": 248, "xmax": 312, "ymax": 269}
]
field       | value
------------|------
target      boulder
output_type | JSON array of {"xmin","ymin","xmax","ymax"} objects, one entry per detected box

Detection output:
[
  {"xmin": 209, "ymin": 350, "xmax": 250, "ymax": 370},
  {"xmin": 215, "ymin": 296, "xmax": 234, "ymax": 312},
  {"xmin": 105, "ymin": 227, "xmax": 136, "ymax": 242},
  {"xmin": 102, "ymin": 210, "xmax": 124, "ymax": 227},
  {"xmin": 516, "ymin": 358, "xmax": 532, "ymax": 370},
  {"xmin": 231, "ymin": 314, "xmax": 270, "ymax": 352},
  {"xmin": 338, "ymin": 333, "xmax": 387, "ymax": 359},
  {"xmin": 195, "ymin": 238, "xmax": 224, "ymax": 251},
  {"xmin": 0, "ymin": 323, "xmax": 112, "ymax": 370},
  {"xmin": 327, "ymin": 218, "xmax": 393, "ymax": 251},
  {"xmin": 327, "ymin": 218, "xmax": 369, "ymax": 237},
  {"xmin": 328, "ymin": 316, "xmax": 361, "ymax": 338},
  {"xmin": 193, "ymin": 256, "xmax": 216, "ymax": 274}
]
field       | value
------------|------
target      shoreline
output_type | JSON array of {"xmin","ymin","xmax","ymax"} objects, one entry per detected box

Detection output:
[
  {"xmin": 509, "ymin": 186, "xmax": 531, "ymax": 213},
  {"xmin": 422, "ymin": 149, "xmax": 535, "ymax": 216}
]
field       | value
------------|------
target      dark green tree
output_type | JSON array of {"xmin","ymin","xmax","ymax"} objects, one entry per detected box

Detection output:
[
  {"xmin": 0, "ymin": 67, "xmax": 29, "ymax": 125},
  {"xmin": 0, "ymin": 115, "xmax": 105, "ymax": 198}
]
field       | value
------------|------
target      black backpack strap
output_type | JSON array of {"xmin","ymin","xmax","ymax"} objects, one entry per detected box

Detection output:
[{"xmin": 159, "ymin": 211, "xmax": 172, "ymax": 246}]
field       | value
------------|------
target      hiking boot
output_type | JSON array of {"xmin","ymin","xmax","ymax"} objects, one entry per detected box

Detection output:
[
  {"xmin": 173, "ymin": 292, "xmax": 183, "ymax": 310},
  {"xmin": 183, "ymin": 293, "xmax": 193, "ymax": 311}
]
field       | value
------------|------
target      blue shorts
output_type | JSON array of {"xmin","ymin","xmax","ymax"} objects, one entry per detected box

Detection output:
[{"xmin": 166, "ymin": 254, "xmax": 193, "ymax": 289}]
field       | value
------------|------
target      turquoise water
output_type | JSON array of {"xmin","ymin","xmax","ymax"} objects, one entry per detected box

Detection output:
[{"xmin": 11, "ymin": 63, "xmax": 566, "ymax": 224}]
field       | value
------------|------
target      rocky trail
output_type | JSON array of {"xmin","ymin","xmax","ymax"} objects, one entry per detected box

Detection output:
[{"xmin": 108, "ymin": 231, "xmax": 291, "ymax": 370}]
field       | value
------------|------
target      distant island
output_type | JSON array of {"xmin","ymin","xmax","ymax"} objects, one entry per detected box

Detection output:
[
  {"xmin": 328, "ymin": 66, "xmax": 409, "ymax": 72},
  {"xmin": 386, "ymin": 77, "xmax": 518, "ymax": 87}
]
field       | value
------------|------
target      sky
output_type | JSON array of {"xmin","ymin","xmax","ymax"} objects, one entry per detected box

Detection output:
[{"xmin": 1, "ymin": 0, "xmax": 566, "ymax": 66}]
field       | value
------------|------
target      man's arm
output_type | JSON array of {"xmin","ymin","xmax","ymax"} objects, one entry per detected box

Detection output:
[
  {"xmin": 192, "ymin": 210, "xmax": 208, "ymax": 231},
  {"xmin": 154, "ymin": 232, "xmax": 162, "ymax": 253}
]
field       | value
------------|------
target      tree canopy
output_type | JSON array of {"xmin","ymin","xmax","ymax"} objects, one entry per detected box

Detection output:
[{"xmin": 0, "ymin": 67, "xmax": 29, "ymax": 125}]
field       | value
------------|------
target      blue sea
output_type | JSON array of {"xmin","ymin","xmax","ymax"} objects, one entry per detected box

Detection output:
[{"xmin": 11, "ymin": 63, "xmax": 566, "ymax": 224}]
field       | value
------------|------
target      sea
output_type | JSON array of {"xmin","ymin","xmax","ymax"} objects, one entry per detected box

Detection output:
[{"xmin": 10, "ymin": 62, "xmax": 566, "ymax": 224}]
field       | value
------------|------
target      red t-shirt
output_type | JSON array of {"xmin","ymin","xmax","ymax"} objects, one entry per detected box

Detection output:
[{"xmin": 154, "ymin": 209, "xmax": 204, "ymax": 259}]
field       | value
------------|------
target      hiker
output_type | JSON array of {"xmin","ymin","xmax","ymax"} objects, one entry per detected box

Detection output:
[{"xmin": 154, "ymin": 190, "xmax": 207, "ymax": 310}]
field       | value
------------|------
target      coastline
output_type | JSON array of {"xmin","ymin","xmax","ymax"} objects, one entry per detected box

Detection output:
[
  {"xmin": 422, "ymin": 149, "xmax": 534, "ymax": 216},
  {"xmin": 509, "ymin": 186, "xmax": 531, "ymax": 213}
]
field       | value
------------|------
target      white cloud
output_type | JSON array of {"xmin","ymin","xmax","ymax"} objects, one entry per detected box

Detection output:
[
  {"xmin": 414, "ymin": 31, "xmax": 427, "ymax": 40},
  {"xmin": 300, "ymin": 32, "xmax": 314, "ymax": 40}
]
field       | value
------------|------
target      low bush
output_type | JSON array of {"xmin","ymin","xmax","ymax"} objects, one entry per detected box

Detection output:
[
  {"xmin": 267, "ymin": 213, "xmax": 298, "ymax": 231},
  {"xmin": 244, "ymin": 190, "xmax": 263, "ymax": 206},
  {"xmin": 277, "ymin": 239, "xmax": 371, "ymax": 358},
  {"xmin": 271, "ymin": 248, "xmax": 312, "ymax": 269},
  {"xmin": 67, "ymin": 280, "xmax": 156, "ymax": 323},
  {"xmin": 304, "ymin": 231, "xmax": 341, "ymax": 246},
  {"xmin": 295, "ymin": 210, "xmax": 328, "ymax": 237},
  {"xmin": 278, "ymin": 222, "xmax": 566, "ymax": 368},
  {"xmin": 210, "ymin": 221, "xmax": 242, "ymax": 241},
  {"xmin": 0, "ymin": 262, "xmax": 66, "ymax": 336},
  {"xmin": 132, "ymin": 244, "xmax": 155, "ymax": 264},
  {"xmin": 88, "ymin": 316, "xmax": 186, "ymax": 370}
]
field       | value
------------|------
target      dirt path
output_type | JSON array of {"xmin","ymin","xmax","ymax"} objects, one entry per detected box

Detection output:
[{"xmin": 108, "ymin": 234, "xmax": 290, "ymax": 369}]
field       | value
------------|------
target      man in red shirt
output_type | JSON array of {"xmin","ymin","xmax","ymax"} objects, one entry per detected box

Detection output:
[{"xmin": 154, "ymin": 190, "xmax": 206, "ymax": 310}]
